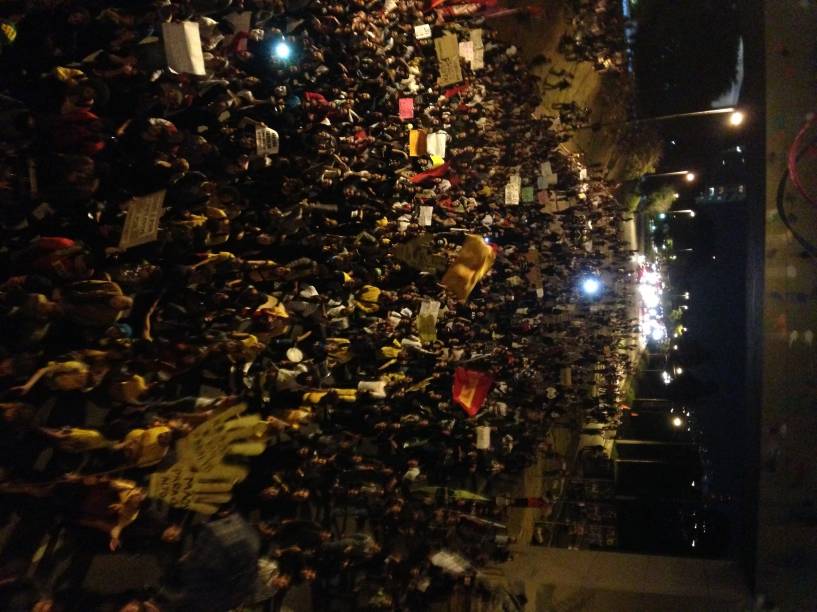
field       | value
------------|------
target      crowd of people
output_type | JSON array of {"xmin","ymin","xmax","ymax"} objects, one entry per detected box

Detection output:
[
  {"xmin": 560, "ymin": 0, "xmax": 629, "ymax": 72},
  {"xmin": 0, "ymin": 0, "xmax": 637, "ymax": 610}
]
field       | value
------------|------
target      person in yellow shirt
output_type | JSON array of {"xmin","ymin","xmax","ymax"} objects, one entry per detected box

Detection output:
[
  {"xmin": 38, "ymin": 426, "xmax": 113, "ymax": 453},
  {"xmin": 116, "ymin": 424, "xmax": 173, "ymax": 468}
]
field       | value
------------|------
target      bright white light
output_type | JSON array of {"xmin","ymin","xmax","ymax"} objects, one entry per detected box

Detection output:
[
  {"xmin": 673, "ymin": 192, "xmax": 680, "ymax": 199},
  {"xmin": 639, "ymin": 285, "xmax": 660, "ymax": 309},
  {"xmin": 662, "ymin": 371, "xmax": 673, "ymax": 385},
  {"xmin": 691, "ymin": 481, "xmax": 696, "ymax": 487},
  {"xmin": 658, "ymin": 213, "xmax": 667, "ymax": 220},
  {"xmin": 689, "ymin": 211, "xmax": 696, "ymax": 218},
  {"xmin": 673, "ymin": 344, "xmax": 679, "ymax": 350},
  {"xmin": 675, "ymin": 367, "xmax": 683, "ymax": 375},
  {"xmin": 581, "ymin": 277, "xmax": 601, "ymax": 296},
  {"xmin": 691, "ymin": 540, "xmax": 696, "ymax": 548},
  {"xmin": 729, "ymin": 111, "xmax": 745, "ymax": 126},
  {"xmin": 685, "ymin": 172, "xmax": 696, "ymax": 182},
  {"xmin": 651, "ymin": 327, "xmax": 666, "ymax": 342},
  {"xmin": 736, "ymin": 145, "xmax": 742, "ymax": 153},
  {"xmin": 483, "ymin": 236, "xmax": 491, "ymax": 244},
  {"xmin": 643, "ymin": 271, "xmax": 660, "ymax": 284},
  {"xmin": 274, "ymin": 41, "xmax": 292, "ymax": 60},
  {"xmin": 672, "ymin": 416, "xmax": 683, "ymax": 427}
]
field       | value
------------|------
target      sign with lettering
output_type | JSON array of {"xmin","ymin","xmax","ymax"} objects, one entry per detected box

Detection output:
[
  {"xmin": 255, "ymin": 125, "xmax": 279, "ymax": 155},
  {"xmin": 119, "ymin": 190, "xmax": 165, "ymax": 249},
  {"xmin": 435, "ymin": 33, "xmax": 463, "ymax": 87}
]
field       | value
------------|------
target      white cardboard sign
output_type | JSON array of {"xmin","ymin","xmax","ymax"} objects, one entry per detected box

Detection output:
[
  {"xmin": 418, "ymin": 205, "xmax": 433, "ymax": 226},
  {"xmin": 162, "ymin": 22, "xmax": 206, "ymax": 76},
  {"xmin": 120, "ymin": 190, "xmax": 166, "ymax": 249},
  {"xmin": 414, "ymin": 24, "xmax": 432, "ymax": 39},
  {"xmin": 255, "ymin": 125, "xmax": 280, "ymax": 155}
]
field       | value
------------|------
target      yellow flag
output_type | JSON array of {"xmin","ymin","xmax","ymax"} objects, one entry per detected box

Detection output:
[{"xmin": 441, "ymin": 234, "xmax": 496, "ymax": 302}]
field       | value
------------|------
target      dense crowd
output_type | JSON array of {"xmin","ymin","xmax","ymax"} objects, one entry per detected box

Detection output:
[
  {"xmin": 0, "ymin": 1, "xmax": 637, "ymax": 610},
  {"xmin": 560, "ymin": 0, "xmax": 628, "ymax": 72}
]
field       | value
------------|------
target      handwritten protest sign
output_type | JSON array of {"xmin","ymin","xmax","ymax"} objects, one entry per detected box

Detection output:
[
  {"xmin": 435, "ymin": 33, "xmax": 462, "ymax": 87},
  {"xmin": 476, "ymin": 425, "xmax": 491, "ymax": 449},
  {"xmin": 162, "ymin": 21, "xmax": 205, "ymax": 76},
  {"xmin": 417, "ymin": 299, "xmax": 441, "ymax": 342},
  {"xmin": 505, "ymin": 174, "xmax": 521, "ymax": 205},
  {"xmin": 392, "ymin": 234, "xmax": 447, "ymax": 273},
  {"xmin": 470, "ymin": 29, "xmax": 484, "ymax": 70},
  {"xmin": 119, "ymin": 190, "xmax": 165, "ymax": 249},
  {"xmin": 459, "ymin": 41, "xmax": 474, "ymax": 64},
  {"xmin": 176, "ymin": 403, "xmax": 267, "ymax": 473},
  {"xmin": 409, "ymin": 129, "xmax": 427, "ymax": 156},
  {"xmin": 418, "ymin": 205, "xmax": 434, "ymax": 226},
  {"xmin": 414, "ymin": 24, "xmax": 432, "ymax": 39},
  {"xmin": 426, "ymin": 131, "xmax": 447, "ymax": 159},
  {"xmin": 399, "ymin": 97, "xmax": 414, "ymax": 120},
  {"xmin": 255, "ymin": 125, "xmax": 279, "ymax": 155}
]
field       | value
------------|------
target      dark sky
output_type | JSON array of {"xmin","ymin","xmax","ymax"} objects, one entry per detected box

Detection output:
[{"xmin": 677, "ymin": 200, "xmax": 748, "ymax": 498}]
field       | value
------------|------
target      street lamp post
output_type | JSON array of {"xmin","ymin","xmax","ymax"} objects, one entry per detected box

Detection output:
[
  {"xmin": 642, "ymin": 170, "xmax": 695, "ymax": 180},
  {"xmin": 579, "ymin": 107, "xmax": 745, "ymax": 132},
  {"xmin": 658, "ymin": 209, "xmax": 696, "ymax": 219}
]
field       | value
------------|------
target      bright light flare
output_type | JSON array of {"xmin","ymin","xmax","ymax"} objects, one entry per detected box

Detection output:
[
  {"xmin": 672, "ymin": 416, "xmax": 683, "ymax": 428},
  {"xmin": 581, "ymin": 276, "xmax": 601, "ymax": 296},
  {"xmin": 728, "ymin": 111, "xmax": 745, "ymax": 126},
  {"xmin": 684, "ymin": 172, "xmax": 696, "ymax": 182},
  {"xmin": 274, "ymin": 41, "xmax": 292, "ymax": 60}
]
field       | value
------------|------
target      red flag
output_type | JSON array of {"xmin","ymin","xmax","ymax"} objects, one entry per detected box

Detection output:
[
  {"xmin": 452, "ymin": 367, "xmax": 493, "ymax": 417},
  {"xmin": 444, "ymin": 84, "xmax": 469, "ymax": 98},
  {"xmin": 410, "ymin": 163, "xmax": 450, "ymax": 184}
]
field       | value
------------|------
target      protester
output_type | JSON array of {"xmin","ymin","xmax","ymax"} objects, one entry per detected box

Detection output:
[{"xmin": 0, "ymin": 1, "xmax": 637, "ymax": 610}]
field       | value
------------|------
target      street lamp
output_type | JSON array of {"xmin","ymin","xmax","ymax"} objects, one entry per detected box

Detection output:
[
  {"xmin": 672, "ymin": 416, "xmax": 684, "ymax": 428},
  {"xmin": 580, "ymin": 106, "xmax": 746, "ymax": 131},
  {"xmin": 643, "ymin": 170, "xmax": 696, "ymax": 180}
]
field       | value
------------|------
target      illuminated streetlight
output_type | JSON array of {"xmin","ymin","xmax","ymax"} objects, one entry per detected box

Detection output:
[
  {"xmin": 643, "ymin": 170, "xmax": 695, "ymax": 179},
  {"xmin": 672, "ymin": 416, "xmax": 684, "ymax": 428},
  {"xmin": 579, "ymin": 106, "xmax": 746, "ymax": 131}
]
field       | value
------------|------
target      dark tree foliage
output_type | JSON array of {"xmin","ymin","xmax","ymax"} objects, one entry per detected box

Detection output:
[{"xmin": 632, "ymin": 0, "xmax": 741, "ymax": 115}]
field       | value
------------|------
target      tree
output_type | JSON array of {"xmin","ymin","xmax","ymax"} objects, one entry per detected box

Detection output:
[
  {"xmin": 640, "ymin": 185, "xmax": 677, "ymax": 215},
  {"xmin": 632, "ymin": 0, "xmax": 741, "ymax": 115}
]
